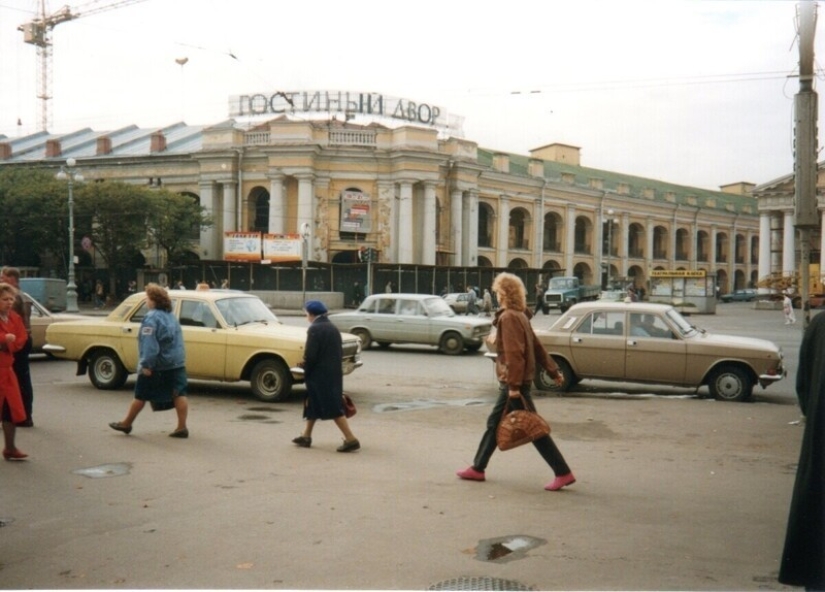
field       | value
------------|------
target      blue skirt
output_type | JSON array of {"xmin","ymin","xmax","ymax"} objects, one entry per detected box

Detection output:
[{"xmin": 134, "ymin": 367, "xmax": 188, "ymax": 403}]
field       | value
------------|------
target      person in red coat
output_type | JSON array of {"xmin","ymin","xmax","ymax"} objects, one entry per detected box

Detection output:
[{"xmin": 0, "ymin": 283, "xmax": 29, "ymax": 460}]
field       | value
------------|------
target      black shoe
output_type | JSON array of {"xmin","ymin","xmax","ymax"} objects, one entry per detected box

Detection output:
[
  {"xmin": 109, "ymin": 422, "xmax": 132, "ymax": 435},
  {"xmin": 15, "ymin": 418, "xmax": 33, "ymax": 428},
  {"xmin": 336, "ymin": 439, "xmax": 360, "ymax": 453},
  {"xmin": 169, "ymin": 428, "xmax": 189, "ymax": 438},
  {"xmin": 292, "ymin": 435, "xmax": 312, "ymax": 448}
]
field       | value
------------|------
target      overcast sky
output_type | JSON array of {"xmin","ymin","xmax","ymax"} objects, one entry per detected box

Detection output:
[{"xmin": 0, "ymin": 0, "xmax": 821, "ymax": 190}]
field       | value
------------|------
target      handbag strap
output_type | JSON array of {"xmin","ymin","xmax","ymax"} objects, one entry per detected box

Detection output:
[{"xmin": 500, "ymin": 392, "xmax": 532, "ymax": 421}]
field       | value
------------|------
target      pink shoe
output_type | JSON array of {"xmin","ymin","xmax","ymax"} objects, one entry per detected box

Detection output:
[
  {"xmin": 456, "ymin": 466, "xmax": 486, "ymax": 481},
  {"xmin": 545, "ymin": 472, "xmax": 576, "ymax": 491}
]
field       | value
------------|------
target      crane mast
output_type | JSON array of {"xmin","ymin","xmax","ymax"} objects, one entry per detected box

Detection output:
[{"xmin": 18, "ymin": 0, "xmax": 147, "ymax": 132}]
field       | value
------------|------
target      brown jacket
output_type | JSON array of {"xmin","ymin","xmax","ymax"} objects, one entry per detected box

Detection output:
[{"xmin": 493, "ymin": 308, "xmax": 560, "ymax": 389}]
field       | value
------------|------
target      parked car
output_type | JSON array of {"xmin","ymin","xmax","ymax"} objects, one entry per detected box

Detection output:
[
  {"xmin": 43, "ymin": 291, "xmax": 362, "ymax": 402},
  {"xmin": 25, "ymin": 293, "xmax": 86, "ymax": 354},
  {"xmin": 486, "ymin": 301, "xmax": 785, "ymax": 402},
  {"xmin": 442, "ymin": 292, "xmax": 471, "ymax": 314},
  {"xmin": 328, "ymin": 293, "xmax": 492, "ymax": 355},
  {"xmin": 720, "ymin": 289, "xmax": 758, "ymax": 303}
]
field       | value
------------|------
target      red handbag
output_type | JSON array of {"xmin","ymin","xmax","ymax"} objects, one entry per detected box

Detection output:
[{"xmin": 343, "ymin": 394, "xmax": 357, "ymax": 418}]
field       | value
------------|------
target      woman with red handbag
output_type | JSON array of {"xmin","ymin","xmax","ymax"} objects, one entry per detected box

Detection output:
[
  {"xmin": 456, "ymin": 272, "xmax": 576, "ymax": 491},
  {"xmin": 292, "ymin": 300, "xmax": 360, "ymax": 453}
]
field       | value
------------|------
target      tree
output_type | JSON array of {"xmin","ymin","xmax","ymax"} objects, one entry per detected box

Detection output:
[
  {"xmin": 146, "ymin": 190, "xmax": 212, "ymax": 268},
  {"xmin": 74, "ymin": 181, "xmax": 156, "ymax": 297},
  {"xmin": 0, "ymin": 168, "xmax": 68, "ymax": 268}
]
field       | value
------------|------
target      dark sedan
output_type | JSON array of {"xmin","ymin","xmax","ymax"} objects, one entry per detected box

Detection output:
[{"xmin": 720, "ymin": 289, "xmax": 757, "ymax": 303}]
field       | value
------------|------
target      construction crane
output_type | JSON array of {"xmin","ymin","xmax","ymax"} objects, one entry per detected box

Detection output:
[{"xmin": 18, "ymin": 0, "xmax": 148, "ymax": 132}]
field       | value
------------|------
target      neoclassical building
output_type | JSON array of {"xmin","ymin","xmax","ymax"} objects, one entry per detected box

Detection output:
[{"xmin": 0, "ymin": 111, "xmax": 764, "ymax": 293}]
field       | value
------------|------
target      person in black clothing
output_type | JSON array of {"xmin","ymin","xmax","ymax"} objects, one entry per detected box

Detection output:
[
  {"xmin": 779, "ymin": 311, "xmax": 825, "ymax": 589},
  {"xmin": 292, "ymin": 300, "xmax": 360, "ymax": 452}
]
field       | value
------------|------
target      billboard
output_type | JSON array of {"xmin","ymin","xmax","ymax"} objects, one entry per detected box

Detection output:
[
  {"xmin": 340, "ymin": 190, "xmax": 371, "ymax": 234},
  {"xmin": 263, "ymin": 234, "xmax": 303, "ymax": 263},
  {"xmin": 224, "ymin": 232, "xmax": 262, "ymax": 262}
]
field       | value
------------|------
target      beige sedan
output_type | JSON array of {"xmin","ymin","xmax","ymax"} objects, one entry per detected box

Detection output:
[
  {"xmin": 44, "ymin": 290, "xmax": 362, "ymax": 402},
  {"xmin": 492, "ymin": 301, "xmax": 785, "ymax": 402},
  {"xmin": 25, "ymin": 293, "xmax": 86, "ymax": 354}
]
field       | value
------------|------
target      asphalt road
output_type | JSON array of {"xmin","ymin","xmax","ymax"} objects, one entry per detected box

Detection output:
[{"xmin": 0, "ymin": 302, "xmax": 806, "ymax": 590}]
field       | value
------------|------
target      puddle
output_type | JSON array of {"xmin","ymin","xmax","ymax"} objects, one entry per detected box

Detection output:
[
  {"xmin": 475, "ymin": 535, "xmax": 545, "ymax": 563},
  {"xmin": 374, "ymin": 398, "xmax": 488, "ymax": 413},
  {"xmin": 246, "ymin": 407, "xmax": 283, "ymax": 413},
  {"xmin": 237, "ymin": 414, "xmax": 271, "ymax": 421},
  {"xmin": 72, "ymin": 463, "xmax": 132, "ymax": 479}
]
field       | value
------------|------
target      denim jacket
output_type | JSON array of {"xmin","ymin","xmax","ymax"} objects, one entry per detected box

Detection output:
[{"xmin": 139, "ymin": 309, "xmax": 185, "ymax": 371}]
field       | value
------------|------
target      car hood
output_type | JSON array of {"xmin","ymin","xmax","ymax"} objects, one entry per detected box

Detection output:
[{"xmin": 691, "ymin": 331, "xmax": 781, "ymax": 354}]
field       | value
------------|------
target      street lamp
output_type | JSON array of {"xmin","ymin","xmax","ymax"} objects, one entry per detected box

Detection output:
[
  {"xmin": 300, "ymin": 222, "xmax": 311, "ymax": 306},
  {"xmin": 605, "ymin": 209, "xmax": 618, "ymax": 288},
  {"xmin": 56, "ymin": 158, "xmax": 83, "ymax": 313}
]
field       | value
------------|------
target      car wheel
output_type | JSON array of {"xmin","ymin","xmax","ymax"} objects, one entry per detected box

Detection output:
[
  {"xmin": 465, "ymin": 343, "xmax": 483, "ymax": 352},
  {"xmin": 88, "ymin": 349, "xmax": 128, "ymax": 390},
  {"xmin": 440, "ymin": 331, "xmax": 464, "ymax": 355},
  {"xmin": 351, "ymin": 328, "xmax": 372, "ymax": 350},
  {"xmin": 534, "ymin": 357, "xmax": 575, "ymax": 392},
  {"xmin": 707, "ymin": 365, "xmax": 753, "ymax": 402},
  {"xmin": 250, "ymin": 358, "xmax": 291, "ymax": 402}
]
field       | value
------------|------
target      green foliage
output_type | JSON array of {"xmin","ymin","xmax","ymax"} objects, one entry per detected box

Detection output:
[{"xmin": 146, "ymin": 190, "xmax": 213, "ymax": 267}]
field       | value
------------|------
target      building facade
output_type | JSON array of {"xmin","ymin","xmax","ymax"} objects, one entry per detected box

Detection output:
[{"xmin": 0, "ymin": 115, "xmax": 763, "ymax": 293}]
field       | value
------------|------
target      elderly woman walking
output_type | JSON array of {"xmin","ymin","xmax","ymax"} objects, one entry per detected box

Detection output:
[
  {"xmin": 0, "ymin": 283, "xmax": 30, "ymax": 460},
  {"xmin": 456, "ymin": 272, "xmax": 575, "ymax": 491}
]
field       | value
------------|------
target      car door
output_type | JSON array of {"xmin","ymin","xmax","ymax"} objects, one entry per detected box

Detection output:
[
  {"xmin": 567, "ymin": 310, "xmax": 627, "ymax": 378},
  {"xmin": 394, "ymin": 298, "xmax": 429, "ymax": 344},
  {"xmin": 624, "ymin": 311, "xmax": 686, "ymax": 383},
  {"xmin": 367, "ymin": 296, "xmax": 397, "ymax": 341},
  {"xmin": 177, "ymin": 299, "xmax": 228, "ymax": 379}
]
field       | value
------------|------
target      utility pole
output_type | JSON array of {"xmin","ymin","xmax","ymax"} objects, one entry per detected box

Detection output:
[{"xmin": 793, "ymin": 1, "xmax": 819, "ymax": 329}]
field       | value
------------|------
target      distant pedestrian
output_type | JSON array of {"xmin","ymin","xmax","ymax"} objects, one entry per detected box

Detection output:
[
  {"xmin": 352, "ymin": 281, "xmax": 364, "ymax": 307},
  {"xmin": 465, "ymin": 286, "xmax": 479, "ymax": 315},
  {"xmin": 94, "ymin": 280, "xmax": 105, "ymax": 308},
  {"xmin": 482, "ymin": 289, "xmax": 493, "ymax": 317},
  {"xmin": 783, "ymin": 292, "xmax": 796, "ymax": 325},
  {"xmin": 385, "ymin": 281, "xmax": 393, "ymax": 294},
  {"xmin": 220, "ymin": 279, "xmax": 229, "ymax": 289},
  {"xmin": 533, "ymin": 283, "xmax": 545, "ymax": 315},
  {"xmin": 779, "ymin": 310, "xmax": 825, "ymax": 589}
]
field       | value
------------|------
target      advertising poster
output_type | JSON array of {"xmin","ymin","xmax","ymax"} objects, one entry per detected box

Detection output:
[
  {"xmin": 340, "ymin": 191, "xmax": 371, "ymax": 233},
  {"xmin": 263, "ymin": 234, "xmax": 303, "ymax": 262},
  {"xmin": 224, "ymin": 232, "xmax": 262, "ymax": 261}
]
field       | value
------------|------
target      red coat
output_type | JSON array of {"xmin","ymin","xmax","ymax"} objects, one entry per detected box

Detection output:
[{"xmin": 0, "ymin": 311, "xmax": 27, "ymax": 423}]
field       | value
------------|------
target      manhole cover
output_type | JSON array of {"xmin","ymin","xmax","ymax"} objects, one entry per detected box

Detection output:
[{"xmin": 428, "ymin": 576, "xmax": 533, "ymax": 591}]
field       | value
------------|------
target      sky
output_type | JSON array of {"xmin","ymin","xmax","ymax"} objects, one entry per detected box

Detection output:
[{"xmin": 0, "ymin": 0, "xmax": 821, "ymax": 191}]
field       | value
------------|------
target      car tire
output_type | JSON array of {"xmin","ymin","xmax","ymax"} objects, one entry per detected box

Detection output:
[
  {"xmin": 534, "ymin": 356, "xmax": 575, "ymax": 392},
  {"xmin": 707, "ymin": 365, "xmax": 753, "ymax": 402},
  {"xmin": 250, "ymin": 358, "xmax": 291, "ymax": 402},
  {"xmin": 465, "ymin": 343, "xmax": 483, "ymax": 352},
  {"xmin": 439, "ymin": 331, "xmax": 464, "ymax": 355},
  {"xmin": 351, "ymin": 328, "xmax": 372, "ymax": 350},
  {"xmin": 88, "ymin": 349, "xmax": 128, "ymax": 390}
]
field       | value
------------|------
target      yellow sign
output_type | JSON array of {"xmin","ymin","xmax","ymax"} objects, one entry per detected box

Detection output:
[{"xmin": 650, "ymin": 270, "xmax": 706, "ymax": 278}]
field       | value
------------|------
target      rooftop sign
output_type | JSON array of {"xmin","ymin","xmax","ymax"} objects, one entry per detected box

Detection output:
[{"xmin": 228, "ymin": 90, "xmax": 463, "ymax": 137}]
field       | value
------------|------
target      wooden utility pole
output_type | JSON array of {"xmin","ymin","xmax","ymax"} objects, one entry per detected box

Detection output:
[{"xmin": 794, "ymin": 1, "xmax": 819, "ymax": 328}]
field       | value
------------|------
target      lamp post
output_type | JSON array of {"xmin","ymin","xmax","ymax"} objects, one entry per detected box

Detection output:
[
  {"xmin": 300, "ymin": 222, "xmax": 310, "ymax": 306},
  {"xmin": 56, "ymin": 158, "xmax": 83, "ymax": 313},
  {"xmin": 605, "ymin": 209, "xmax": 618, "ymax": 288}
]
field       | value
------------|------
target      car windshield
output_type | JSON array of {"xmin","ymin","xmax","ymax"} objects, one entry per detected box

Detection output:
[
  {"xmin": 665, "ymin": 308, "xmax": 698, "ymax": 336},
  {"xmin": 424, "ymin": 297, "xmax": 455, "ymax": 317},
  {"xmin": 215, "ymin": 296, "xmax": 280, "ymax": 327}
]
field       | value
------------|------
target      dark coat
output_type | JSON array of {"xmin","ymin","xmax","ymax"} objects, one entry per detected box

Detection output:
[
  {"xmin": 779, "ymin": 312, "xmax": 825, "ymax": 588},
  {"xmin": 302, "ymin": 315, "xmax": 344, "ymax": 420}
]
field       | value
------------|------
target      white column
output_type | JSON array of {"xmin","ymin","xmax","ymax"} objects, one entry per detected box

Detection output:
[
  {"xmin": 669, "ymin": 215, "xmax": 678, "ymax": 268},
  {"xmin": 221, "ymin": 181, "xmax": 237, "ymax": 233},
  {"xmin": 783, "ymin": 210, "xmax": 796, "ymax": 275},
  {"xmin": 199, "ymin": 181, "xmax": 218, "ymax": 259},
  {"xmin": 450, "ymin": 189, "xmax": 463, "ymax": 266},
  {"xmin": 710, "ymin": 225, "xmax": 718, "ymax": 269},
  {"xmin": 496, "ymin": 195, "xmax": 510, "ymax": 267},
  {"xmin": 565, "ymin": 205, "xmax": 576, "ymax": 273},
  {"xmin": 397, "ymin": 181, "xmax": 414, "ymax": 263},
  {"xmin": 758, "ymin": 213, "xmax": 771, "ymax": 287},
  {"xmin": 618, "ymin": 213, "xmax": 629, "ymax": 278},
  {"xmin": 462, "ymin": 190, "xmax": 479, "ymax": 266},
  {"xmin": 533, "ymin": 199, "xmax": 544, "ymax": 268},
  {"xmin": 298, "ymin": 174, "xmax": 314, "ymax": 259},
  {"xmin": 422, "ymin": 182, "xmax": 437, "ymax": 265},
  {"xmin": 646, "ymin": 217, "xmax": 654, "ymax": 265},
  {"xmin": 378, "ymin": 182, "xmax": 395, "ymax": 263},
  {"xmin": 268, "ymin": 174, "xmax": 285, "ymax": 234},
  {"xmin": 820, "ymin": 210, "xmax": 825, "ymax": 265}
]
